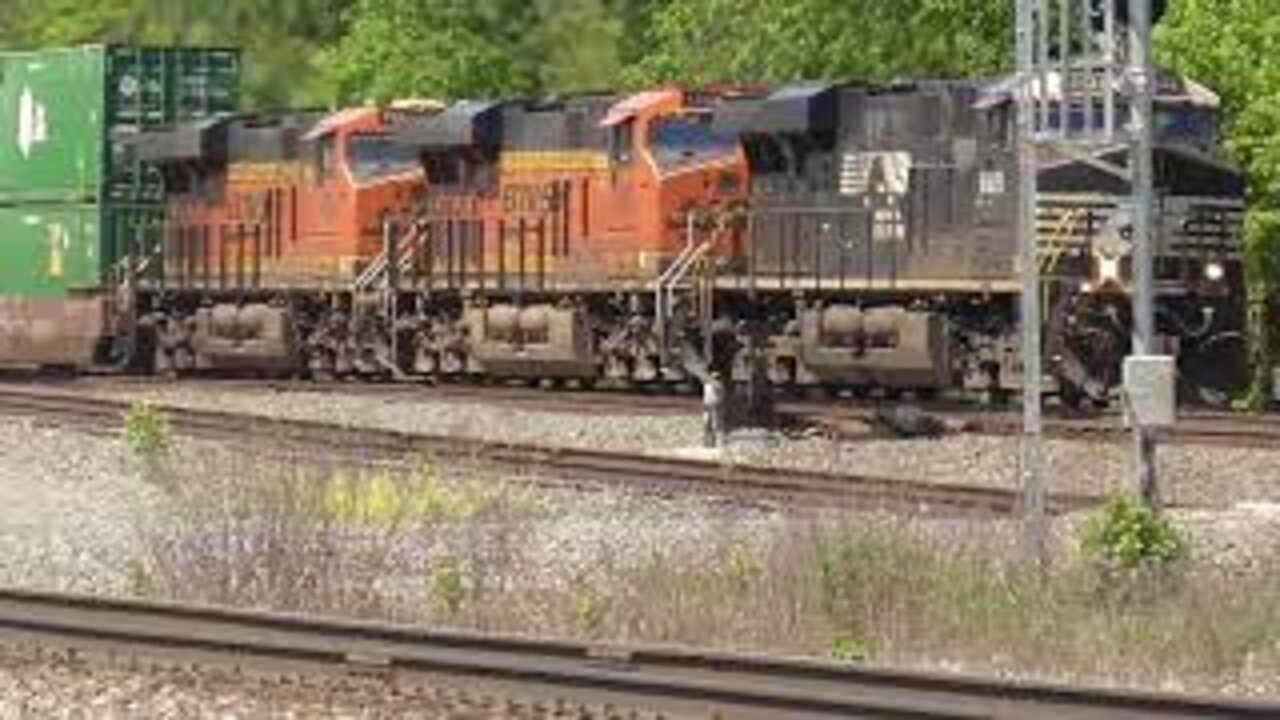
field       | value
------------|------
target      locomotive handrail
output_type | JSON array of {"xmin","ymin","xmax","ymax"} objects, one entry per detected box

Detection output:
[
  {"xmin": 1039, "ymin": 208, "xmax": 1082, "ymax": 277},
  {"xmin": 654, "ymin": 211, "xmax": 725, "ymax": 367},
  {"xmin": 354, "ymin": 216, "xmax": 427, "ymax": 292}
]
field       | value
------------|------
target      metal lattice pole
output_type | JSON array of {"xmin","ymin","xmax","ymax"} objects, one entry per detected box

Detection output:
[
  {"xmin": 1127, "ymin": 0, "xmax": 1160, "ymax": 508},
  {"xmin": 1016, "ymin": 0, "xmax": 1046, "ymax": 565},
  {"xmin": 1016, "ymin": 0, "xmax": 1163, "ymax": 560}
]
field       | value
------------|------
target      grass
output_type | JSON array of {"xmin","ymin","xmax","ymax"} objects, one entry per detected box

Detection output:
[{"xmin": 120, "ymin": 423, "xmax": 1280, "ymax": 696}]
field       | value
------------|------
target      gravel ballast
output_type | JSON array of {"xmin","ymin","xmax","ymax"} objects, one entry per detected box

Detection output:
[
  {"xmin": 1, "ymin": 413, "xmax": 1280, "ymax": 699},
  {"xmin": 0, "ymin": 420, "xmax": 142, "ymax": 595},
  {"xmin": 83, "ymin": 383, "xmax": 1280, "ymax": 506},
  {"xmin": 0, "ymin": 645, "xmax": 594, "ymax": 719},
  {"xmin": 0, "ymin": 407, "xmax": 1276, "ymax": 599}
]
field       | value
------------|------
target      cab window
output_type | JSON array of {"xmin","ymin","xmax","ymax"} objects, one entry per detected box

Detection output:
[
  {"xmin": 609, "ymin": 120, "xmax": 635, "ymax": 166},
  {"xmin": 1155, "ymin": 106, "xmax": 1220, "ymax": 148},
  {"xmin": 647, "ymin": 114, "xmax": 739, "ymax": 170},
  {"xmin": 347, "ymin": 133, "xmax": 421, "ymax": 183},
  {"xmin": 314, "ymin": 133, "xmax": 337, "ymax": 183}
]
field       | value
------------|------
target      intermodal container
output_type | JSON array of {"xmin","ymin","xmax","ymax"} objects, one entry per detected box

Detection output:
[
  {"xmin": 0, "ymin": 45, "xmax": 239, "ymax": 202},
  {"xmin": 0, "ymin": 45, "xmax": 239, "ymax": 296}
]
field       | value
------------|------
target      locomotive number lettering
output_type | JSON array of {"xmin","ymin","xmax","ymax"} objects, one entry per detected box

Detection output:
[{"xmin": 502, "ymin": 184, "xmax": 563, "ymax": 215}]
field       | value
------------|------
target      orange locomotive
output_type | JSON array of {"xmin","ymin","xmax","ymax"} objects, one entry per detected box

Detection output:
[
  {"xmin": 134, "ymin": 89, "xmax": 749, "ymax": 380},
  {"xmin": 391, "ymin": 88, "xmax": 749, "ymax": 381}
]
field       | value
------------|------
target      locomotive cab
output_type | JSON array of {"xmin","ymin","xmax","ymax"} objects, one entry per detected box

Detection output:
[{"xmin": 599, "ymin": 89, "xmax": 749, "ymax": 277}]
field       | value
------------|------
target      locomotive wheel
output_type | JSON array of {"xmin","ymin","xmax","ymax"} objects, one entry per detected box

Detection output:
[{"xmin": 1181, "ymin": 331, "xmax": 1249, "ymax": 407}]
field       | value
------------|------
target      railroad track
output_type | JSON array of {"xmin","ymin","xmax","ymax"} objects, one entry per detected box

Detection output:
[
  {"xmin": 0, "ymin": 587, "xmax": 1272, "ymax": 719},
  {"xmin": 0, "ymin": 384, "xmax": 1096, "ymax": 517},
  {"xmin": 804, "ymin": 401, "xmax": 1280, "ymax": 448},
  {"xmin": 81, "ymin": 374, "xmax": 711, "ymax": 417},
  {"xmin": 63, "ymin": 374, "xmax": 1280, "ymax": 449},
  {"xmin": 952, "ymin": 410, "xmax": 1280, "ymax": 449}
]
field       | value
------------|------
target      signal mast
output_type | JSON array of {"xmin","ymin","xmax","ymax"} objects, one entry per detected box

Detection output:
[{"xmin": 1016, "ymin": 0, "xmax": 1163, "ymax": 563}]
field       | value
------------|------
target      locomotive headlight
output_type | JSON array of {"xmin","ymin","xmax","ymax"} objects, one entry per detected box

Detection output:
[{"xmin": 1204, "ymin": 262, "xmax": 1225, "ymax": 283}]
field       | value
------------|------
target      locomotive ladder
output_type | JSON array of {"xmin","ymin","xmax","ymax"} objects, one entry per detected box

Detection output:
[
  {"xmin": 655, "ymin": 212, "xmax": 723, "ymax": 372},
  {"xmin": 349, "ymin": 217, "xmax": 430, "ymax": 378},
  {"xmin": 354, "ymin": 218, "xmax": 428, "ymax": 294}
]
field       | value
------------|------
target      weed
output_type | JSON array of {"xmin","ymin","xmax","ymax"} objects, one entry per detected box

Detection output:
[
  {"xmin": 323, "ymin": 459, "xmax": 546, "ymax": 528},
  {"xmin": 1079, "ymin": 493, "xmax": 1189, "ymax": 604},
  {"xmin": 830, "ymin": 634, "xmax": 870, "ymax": 663},
  {"xmin": 572, "ymin": 576, "xmax": 609, "ymax": 636},
  {"xmin": 430, "ymin": 555, "xmax": 470, "ymax": 616},
  {"xmin": 1080, "ymin": 493, "xmax": 1188, "ymax": 572},
  {"xmin": 124, "ymin": 445, "xmax": 1280, "ymax": 696},
  {"xmin": 124, "ymin": 401, "xmax": 172, "ymax": 457},
  {"xmin": 125, "ymin": 559, "xmax": 154, "ymax": 599},
  {"xmin": 721, "ymin": 542, "xmax": 763, "ymax": 594}
]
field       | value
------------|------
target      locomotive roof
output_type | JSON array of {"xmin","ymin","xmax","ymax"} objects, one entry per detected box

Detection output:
[
  {"xmin": 600, "ymin": 88, "xmax": 682, "ymax": 127},
  {"xmin": 302, "ymin": 107, "xmax": 381, "ymax": 140},
  {"xmin": 394, "ymin": 100, "xmax": 504, "ymax": 150}
]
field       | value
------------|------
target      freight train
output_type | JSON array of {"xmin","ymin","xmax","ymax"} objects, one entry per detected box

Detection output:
[{"xmin": 0, "ymin": 44, "xmax": 1249, "ymax": 405}]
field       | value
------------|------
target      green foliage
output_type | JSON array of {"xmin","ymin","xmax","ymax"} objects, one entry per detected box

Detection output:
[
  {"xmin": 1, "ymin": 0, "xmax": 354, "ymax": 106},
  {"xmin": 322, "ymin": 460, "xmax": 544, "ymax": 527},
  {"xmin": 572, "ymin": 576, "xmax": 610, "ymax": 635},
  {"xmin": 322, "ymin": 0, "xmax": 536, "ymax": 104},
  {"xmin": 829, "ymin": 634, "xmax": 869, "ymax": 663},
  {"xmin": 721, "ymin": 542, "xmax": 763, "ymax": 594},
  {"xmin": 813, "ymin": 527, "xmax": 940, "ymax": 652},
  {"xmin": 628, "ymin": 0, "xmax": 1011, "ymax": 87},
  {"xmin": 1158, "ymin": 0, "xmax": 1280, "ymax": 401},
  {"xmin": 1080, "ymin": 494, "xmax": 1188, "ymax": 575},
  {"xmin": 430, "ymin": 554, "xmax": 470, "ymax": 616},
  {"xmin": 322, "ymin": 0, "xmax": 635, "ymax": 103},
  {"xmin": 124, "ymin": 401, "xmax": 172, "ymax": 457}
]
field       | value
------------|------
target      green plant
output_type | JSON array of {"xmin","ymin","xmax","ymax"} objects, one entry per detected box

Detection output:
[
  {"xmin": 124, "ymin": 401, "xmax": 172, "ymax": 457},
  {"xmin": 572, "ymin": 577, "xmax": 610, "ymax": 636},
  {"xmin": 721, "ymin": 542, "xmax": 763, "ymax": 594},
  {"xmin": 323, "ymin": 460, "xmax": 546, "ymax": 528},
  {"xmin": 125, "ymin": 558, "xmax": 155, "ymax": 599},
  {"xmin": 829, "ymin": 634, "xmax": 870, "ymax": 663},
  {"xmin": 1080, "ymin": 493, "xmax": 1188, "ymax": 575},
  {"xmin": 430, "ymin": 555, "xmax": 470, "ymax": 617}
]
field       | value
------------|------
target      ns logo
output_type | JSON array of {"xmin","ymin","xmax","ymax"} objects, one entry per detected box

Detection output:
[{"xmin": 17, "ymin": 87, "xmax": 49, "ymax": 159}]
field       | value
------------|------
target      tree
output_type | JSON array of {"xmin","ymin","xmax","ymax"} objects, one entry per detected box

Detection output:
[
  {"xmin": 528, "ymin": 0, "xmax": 623, "ymax": 94},
  {"xmin": 322, "ymin": 0, "xmax": 540, "ymax": 103},
  {"xmin": 1158, "ymin": 0, "xmax": 1280, "ymax": 402},
  {"xmin": 322, "ymin": 0, "xmax": 635, "ymax": 103},
  {"xmin": 0, "ymin": 0, "xmax": 355, "ymax": 107},
  {"xmin": 628, "ymin": 0, "xmax": 1011, "ymax": 87}
]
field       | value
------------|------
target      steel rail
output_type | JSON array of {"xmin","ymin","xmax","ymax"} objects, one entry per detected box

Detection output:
[
  {"xmin": 25, "ymin": 375, "xmax": 1280, "ymax": 449},
  {"xmin": 0, "ymin": 587, "xmax": 1272, "ymax": 719},
  {"xmin": 0, "ymin": 384, "xmax": 1097, "ymax": 516},
  {"xmin": 958, "ymin": 412, "xmax": 1280, "ymax": 450}
]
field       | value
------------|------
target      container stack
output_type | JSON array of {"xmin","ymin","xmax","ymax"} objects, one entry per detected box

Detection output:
[{"xmin": 0, "ymin": 45, "xmax": 239, "ymax": 298}]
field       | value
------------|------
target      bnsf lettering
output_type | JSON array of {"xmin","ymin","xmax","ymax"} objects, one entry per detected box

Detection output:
[{"xmin": 502, "ymin": 184, "xmax": 564, "ymax": 215}]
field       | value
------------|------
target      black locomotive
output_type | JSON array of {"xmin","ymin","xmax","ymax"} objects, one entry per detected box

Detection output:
[{"xmin": 708, "ymin": 72, "xmax": 1245, "ymax": 405}]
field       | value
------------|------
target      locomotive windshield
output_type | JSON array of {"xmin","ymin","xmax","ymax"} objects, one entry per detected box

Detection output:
[
  {"xmin": 347, "ymin": 133, "xmax": 421, "ymax": 183},
  {"xmin": 1154, "ymin": 106, "xmax": 1220, "ymax": 149},
  {"xmin": 648, "ymin": 114, "xmax": 739, "ymax": 170}
]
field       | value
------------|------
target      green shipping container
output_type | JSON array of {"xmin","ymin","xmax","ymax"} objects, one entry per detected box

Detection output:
[
  {"xmin": 0, "ymin": 44, "xmax": 239, "ymax": 203},
  {"xmin": 0, "ymin": 45, "xmax": 239, "ymax": 297},
  {"xmin": 0, "ymin": 204, "xmax": 170, "ymax": 298}
]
